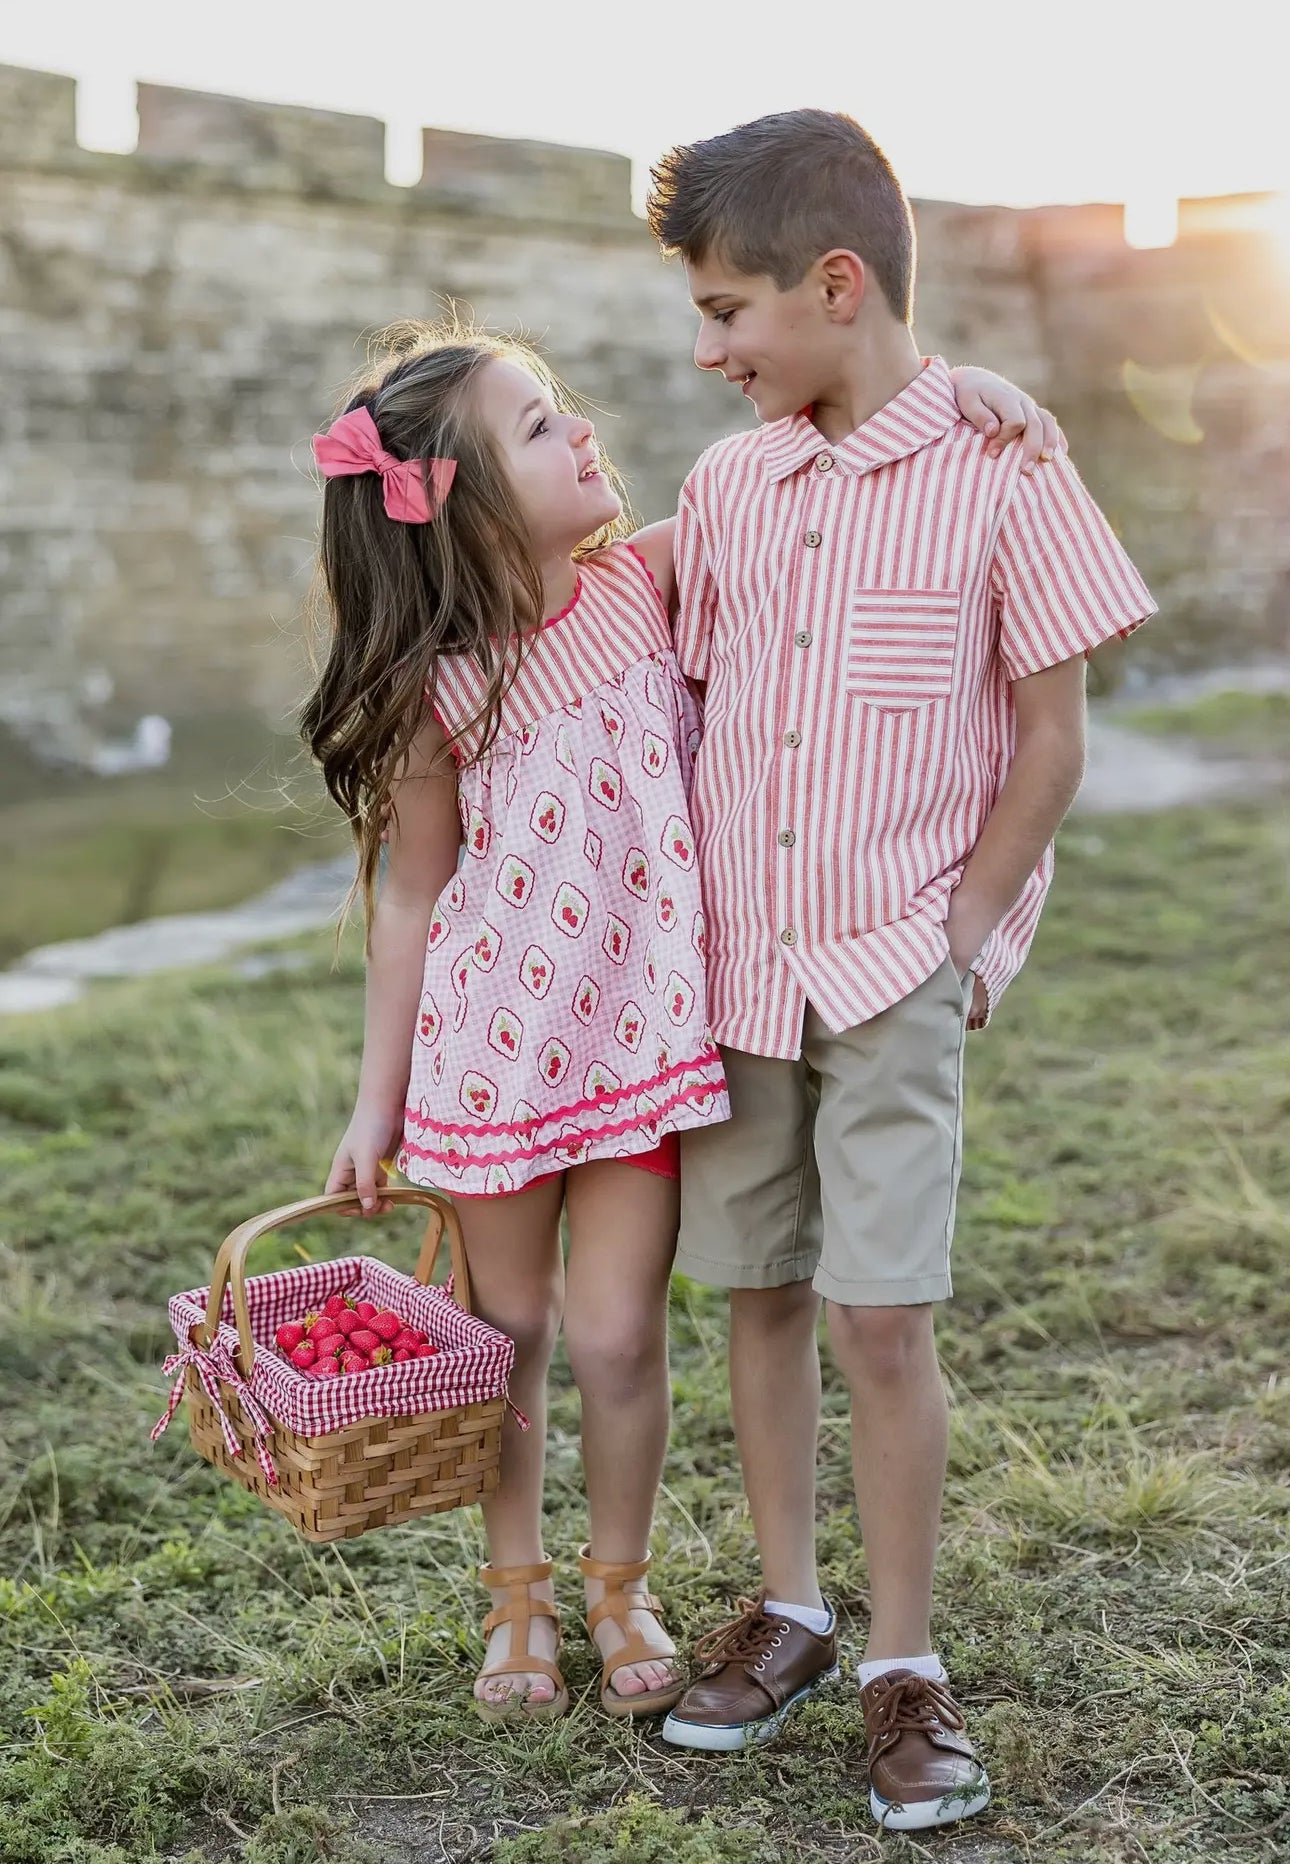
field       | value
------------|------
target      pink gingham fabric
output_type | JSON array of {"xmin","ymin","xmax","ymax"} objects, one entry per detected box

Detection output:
[
  {"xmin": 152, "ymin": 1332, "xmax": 282, "ymax": 1483},
  {"xmin": 402, "ymin": 542, "xmax": 730, "ymax": 1195},
  {"xmin": 158, "ymin": 1253, "xmax": 515, "ymax": 1438}
]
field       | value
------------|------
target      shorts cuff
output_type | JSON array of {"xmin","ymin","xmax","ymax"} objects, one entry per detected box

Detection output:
[
  {"xmin": 811, "ymin": 1266, "xmax": 952, "ymax": 1306},
  {"xmin": 673, "ymin": 1247, "xmax": 818, "ymax": 1291}
]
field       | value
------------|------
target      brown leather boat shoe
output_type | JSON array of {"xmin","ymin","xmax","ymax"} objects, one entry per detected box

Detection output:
[
  {"xmin": 861, "ymin": 1668, "xmax": 991, "ymax": 1830},
  {"xmin": 661, "ymin": 1594, "xmax": 839, "ymax": 1751}
]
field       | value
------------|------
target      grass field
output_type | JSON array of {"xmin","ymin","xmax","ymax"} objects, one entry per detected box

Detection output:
[
  {"xmin": 1, "ymin": 800, "xmax": 1288, "ymax": 1863},
  {"xmin": 1118, "ymin": 687, "xmax": 1289, "ymax": 758}
]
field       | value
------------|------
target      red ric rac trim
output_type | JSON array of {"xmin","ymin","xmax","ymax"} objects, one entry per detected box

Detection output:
[
  {"xmin": 540, "ymin": 574, "xmax": 583, "ymax": 632},
  {"xmin": 423, "ymin": 681, "xmax": 464, "ymax": 765},
  {"xmin": 404, "ymin": 1046, "xmax": 721, "ymax": 1138},
  {"xmin": 401, "ymin": 1077, "xmax": 720, "ymax": 1170}
]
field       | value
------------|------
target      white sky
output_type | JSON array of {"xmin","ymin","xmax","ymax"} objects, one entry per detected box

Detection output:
[{"xmin": 2, "ymin": 0, "xmax": 1283, "ymax": 218}]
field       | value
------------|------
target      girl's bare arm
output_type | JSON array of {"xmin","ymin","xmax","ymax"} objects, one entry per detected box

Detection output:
[{"xmin": 327, "ymin": 715, "xmax": 462, "ymax": 1209}]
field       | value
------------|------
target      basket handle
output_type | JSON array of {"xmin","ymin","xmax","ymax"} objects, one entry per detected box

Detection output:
[{"xmin": 196, "ymin": 1188, "xmax": 473, "ymax": 1377}]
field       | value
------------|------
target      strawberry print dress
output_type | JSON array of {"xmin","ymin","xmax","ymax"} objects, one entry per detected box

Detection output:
[{"xmin": 396, "ymin": 543, "xmax": 730, "ymax": 1198}]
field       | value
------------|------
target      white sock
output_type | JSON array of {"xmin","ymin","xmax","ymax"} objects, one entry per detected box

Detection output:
[
  {"xmin": 858, "ymin": 1652, "xmax": 947, "ymax": 1689},
  {"xmin": 764, "ymin": 1598, "xmax": 834, "ymax": 1636}
]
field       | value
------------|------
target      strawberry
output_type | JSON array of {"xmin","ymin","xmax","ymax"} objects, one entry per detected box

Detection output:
[
  {"xmin": 289, "ymin": 1341, "xmax": 317, "ymax": 1369},
  {"xmin": 370, "ymin": 1311, "xmax": 402, "ymax": 1343},
  {"xmin": 413, "ymin": 1343, "xmax": 439, "ymax": 1359},
  {"xmin": 302, "ymin": 1310, "xmax": 322, "ymax": 1332},
  {"xmin": 309, "ymin": 1316, "xmax": 339, "ymax": 1343},
  {"xmin": 404, "ymin": 1327, "xmax": 428, "ymax": 1345},
  {"xmin": 322, "ymin": 1292, "xmax": 354, "ymax": 1320},
  {"xmin": 392, "ymin": 1328, "xmax": 421, "ymax": 1352},
  {"xmin": 309, "ymin": 1357, "xmax": 342, "ymax": 1378},
  {"xmin": 369, "ymin": 1345, "xmax": 394, "ymax": 1367},
  {"xmin": 393, "ymin": 1347, "xmax": 413, "ymax": 1363},
  {"xmin": 340, "ymin": 1350, "xmax": 369, "ymax": 1375},
  {"xmin": 349, "ymin": 1328, "xmax": 382, "ymax": 1356},
  {"xmin": 355, "ymin": 1300, "xmax": 378, "ymax": 1324},
  {"xmin": 334, "ymin": 1310, "xmax": 360, "ymax": 1337},
  {"xmin": 275, "ymin": 1321, "xmax": 307, "ymax": 1352}
]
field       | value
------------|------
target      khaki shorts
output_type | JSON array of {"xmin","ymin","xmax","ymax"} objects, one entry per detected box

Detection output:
[{"xmin": 676, "ymin": 958, "xmax": 971, "ymax": 1306}]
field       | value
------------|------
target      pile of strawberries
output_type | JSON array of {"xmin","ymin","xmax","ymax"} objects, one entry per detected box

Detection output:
[{"xmin": 274, "ymin": 1292, "xmax": 439, "ymax": 1378}]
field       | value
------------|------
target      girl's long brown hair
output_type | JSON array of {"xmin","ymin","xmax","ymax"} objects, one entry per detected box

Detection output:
[{"xmin": 300, "ymin": 317, "xmax": 628, "ymax": 938}]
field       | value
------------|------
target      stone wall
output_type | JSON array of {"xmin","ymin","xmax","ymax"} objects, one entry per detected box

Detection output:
[
  {"xmin": 913, "ymin": 195, "xmax": 1290, "ymax": 683},
  {"xmin": 1, "ymin": 63, "xmax": 1286, "ymax": 772}
]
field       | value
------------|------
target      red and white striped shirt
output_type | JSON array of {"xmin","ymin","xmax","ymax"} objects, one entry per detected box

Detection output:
[{"xmin": 675, "ymin": 356, "xmax": 1156, "ymax": 1060}]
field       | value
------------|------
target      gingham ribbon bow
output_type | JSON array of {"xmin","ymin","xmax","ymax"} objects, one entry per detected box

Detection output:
[{"xmin": 151, "ymin": 1337, "xmax": 279, "ymax": 1487}]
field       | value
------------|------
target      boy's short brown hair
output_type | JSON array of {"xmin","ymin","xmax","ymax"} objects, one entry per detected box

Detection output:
[{"xmin": 647, "ymin": 109, "xmax": 915, "ymax": 323}]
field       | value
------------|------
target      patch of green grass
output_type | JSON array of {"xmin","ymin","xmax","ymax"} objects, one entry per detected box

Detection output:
[
  {"xmin": 1118, "ymin": 686, "xmax": 1290, "ymax": 755},
  {"xmin": 493, "ymin": 1797, "xmax": 789, "ymax": 1863},
  {"xmin": 1, "ymin": 802, "xmax": 1288, "ymax": 1861}
]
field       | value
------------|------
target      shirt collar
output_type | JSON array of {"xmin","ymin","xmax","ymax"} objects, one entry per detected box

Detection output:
[{"xmin": 761, "ymin": 355, "xmax": 961, "ymax": 483}]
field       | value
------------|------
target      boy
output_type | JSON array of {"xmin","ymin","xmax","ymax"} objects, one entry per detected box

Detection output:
[{"xmin": 646, "ymin": 110, "xmax": 1155, "ymax": 1832}]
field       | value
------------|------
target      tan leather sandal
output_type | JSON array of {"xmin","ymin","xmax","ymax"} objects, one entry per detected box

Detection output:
[
  {"xmin": 578, "ymin": 1542, "xmax": 686, "ymax": 1718},
  {"xmin": 474, "ymin": 1558, "xmax": 570, "ymax": 1722}
]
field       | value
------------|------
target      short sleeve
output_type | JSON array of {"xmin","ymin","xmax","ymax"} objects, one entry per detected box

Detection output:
[
  {"xmin": 993, "ymin": 454, "xmax": 1157, "ymax": 681},
  {"xmin": 673, "ymin": 477, "xmax": 719, "ymax": 683}
]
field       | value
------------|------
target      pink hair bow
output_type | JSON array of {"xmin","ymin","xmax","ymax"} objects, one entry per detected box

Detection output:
[{"xmin": 311, "ymin": 405, "xmax": 456, "ymax": 524}]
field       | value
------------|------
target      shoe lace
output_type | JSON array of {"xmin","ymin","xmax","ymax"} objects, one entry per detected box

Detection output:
[
  {"xmin": 868, "ymin": 1673, "xmax": 966, "ymax": 1741},
  {"xmin": 692, "ymin": 1595, "xmax": 784, "ymax": 1665}
]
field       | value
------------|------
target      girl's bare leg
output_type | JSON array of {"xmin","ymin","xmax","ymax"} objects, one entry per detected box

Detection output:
[
  {"xmin": 457, "ymin": 1175, "xmax": 566, "ymax": 1708},
  {"xmin": 563, "ymin": 1159, "xmax": 681, "ymax": 1695}
]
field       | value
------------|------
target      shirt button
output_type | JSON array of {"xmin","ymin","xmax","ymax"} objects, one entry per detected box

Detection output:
[
  {"xmin": 804, "ymin": 530, "xmax": 822, "ymax": 548},
  {"xmin": 815, "ymin": 454, "xmax": 834, "ymax": 473},
  {"xmin": 782, "ymin": 729, "xmax": 802, "ymax": 749},
  {"xmin": 778, "ymin": 829, "xmax": 796, "ymax": 847},
  {"xmin": 780, "ymin": 927, "xmax": 797, "ymax": 946},
  {"xmin": 795, "ymin": 630, "xmax": 813, "ymax": 648}
]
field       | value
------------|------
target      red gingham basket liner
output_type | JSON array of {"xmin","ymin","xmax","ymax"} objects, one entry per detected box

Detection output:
[{"xmin": 166, "ymin": 1252, "xmax": 515, "ymax": 1436}]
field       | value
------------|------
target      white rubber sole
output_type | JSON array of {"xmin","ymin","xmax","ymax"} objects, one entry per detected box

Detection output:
[
  {"xmin": 870, "ymin": 1775, "xmax": 991, "ymax": 1831},
  {"xmin": 660, "ymin": 1664, "xmax": 841, "ymax": 1752}
]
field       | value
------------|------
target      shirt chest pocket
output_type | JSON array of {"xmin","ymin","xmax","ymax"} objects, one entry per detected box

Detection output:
[{"xmin": 847, "ymin": 588, "xmax": 961, "ymax": 710}]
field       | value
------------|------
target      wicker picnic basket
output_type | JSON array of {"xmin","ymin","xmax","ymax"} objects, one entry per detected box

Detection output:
[{"xmin": 153, "ymin": 1188, "xmax": 514, "ymax": 1542}]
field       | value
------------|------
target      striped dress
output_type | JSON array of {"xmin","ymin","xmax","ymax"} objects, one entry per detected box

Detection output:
[{"xmin": 396, "ymin": 542, "xmax": 730, "ymax": 1198}]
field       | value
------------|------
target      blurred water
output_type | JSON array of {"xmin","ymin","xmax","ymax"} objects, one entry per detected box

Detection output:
[
  {"xmin": 1075, "ymin": 717, "xmax": 1263, "ymax": 813},
  {"xmin": 1110, "ymin": 657, "xmax": 1290, "ymax": 707},
  {"xmin": 3, "ymin": 711, "xmax": 1279, "ymax": 1016},
  {"xmin": 0, "ymin": 855, "xmax": 353, "ymax": 1014}
]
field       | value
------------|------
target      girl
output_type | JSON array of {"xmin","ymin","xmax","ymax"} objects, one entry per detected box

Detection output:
[{"xmin": 301, "ymin": 319, "xmax": 1054, "ymax": 1722}]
